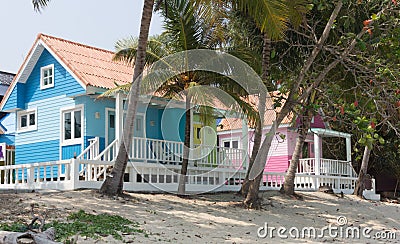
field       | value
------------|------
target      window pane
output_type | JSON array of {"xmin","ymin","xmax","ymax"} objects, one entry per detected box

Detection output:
[
  {"xmin": 196, "ymin": 128, "xmax": 201, "ymax": 139},
  {"xmin": 232, "ymin": 141, "xmax": 239, "ymax": 149},
  {"xmin": 223, "ymin": 141, "xmax": 230, "ymax": 148},
  {"xmin": 29, "ymin": 113, "xmax": 35, "ymax": 126},
  {"xmin": 21, "ymin": 115, "xmax": 27, "ymax": 128},
  {"xmin": 48, "ymin": 68, "xmax": 52, "ymax": 76},
  {"xmin": 136, "ymin": 118, "xmax": 141, "ymax": 130},
  {"xmin": 109, "ymin": 114, "xmax": 115, "ymax": 129},
  {"xmin": 64, "ymin": 112, "xmax": 71, "ymax": 140},
  {"xmin": 44, "ymin": 78, "xmax": 48, "ymax": 86},
  {"xmin": 74, "ymin": 111, "xmax": 81, "ymax": 139},
  {"xmin": 48, "ymin": 77, "xmax": 53, "ymax": 85},
  {"xmin": 43, "ymin": 69, "xmax": 48, "ymax": 77}
]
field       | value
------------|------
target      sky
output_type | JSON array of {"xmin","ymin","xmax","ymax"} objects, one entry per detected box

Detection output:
[{"xmin": 0, "ymin": 1, "xmax": 164, "ymax": 74}]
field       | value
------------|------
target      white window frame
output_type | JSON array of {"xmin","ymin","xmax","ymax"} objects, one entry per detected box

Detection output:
[
  {"xmin": 17, "ymin": 108, "xmax": 37, "ymax": 132},
  {"xmin": 40, "ymin": 64, "xmax": 54, "ymax": 90},
  {"xmin": 61, "ymin": 105, "xmax": 83, "ymax": 146},
  {"xmin": 221, "ymin": 137, "xmax": 240, "ymax": 149}
]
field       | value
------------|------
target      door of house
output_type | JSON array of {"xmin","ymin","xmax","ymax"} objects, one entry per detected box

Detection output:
[
  {"xmin": 107, "ymin": 110, "xmax": 145, "ymax": 146},
  {"xmin": 133, "ymin": 114, "xmax": 145, "ymax": 138},
  {"xmin": 107, "ymin": 110, "xmax": 116, "ymax": 145}
]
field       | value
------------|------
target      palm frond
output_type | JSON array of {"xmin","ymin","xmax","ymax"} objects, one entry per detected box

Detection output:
[
  {"xmin": 99, "ymin": 83, "xmax": 132, "ymax": 98},
  {"xmin": 32, "ymin": 0, "xmax": 51, "ymax": 12},
  {"xmin": 234, "ymin": 0, "xmax": 289, "ymax": 40}
]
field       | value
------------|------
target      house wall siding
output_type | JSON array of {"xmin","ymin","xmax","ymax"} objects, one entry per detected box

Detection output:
[
  {"xmin": 16, "ymin": 139, "xmax": 59, "ymax": 163},
  {"xmin": 13, "ymin": 49, "xmax": 86, "ymax": 164},
  {"xmin": 61, "ymin": 144, "xmax": 82, "ymax": 160},
  {"xmin": 3, "ymin": 83, "xmax": 26, "ymax": 111},
  {"xmin": 24, "ymin": 49, "xmax": 85, "ymax": 102},
  {"xmin": 219, "ymin": 127, "xmax": 291, "ymax": 172},
  {"xmin": 160, "ymin": 108, "xmax": 185, "ymax": 142},
  {"xmin": 75, "ymin": 96, "xmax": 114, "ymax": 140}
]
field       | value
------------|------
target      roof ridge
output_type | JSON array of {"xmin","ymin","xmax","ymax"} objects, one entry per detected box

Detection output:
[{"xmin": 39, "ymin": 33, "xmax": 116, "ymax": 55}]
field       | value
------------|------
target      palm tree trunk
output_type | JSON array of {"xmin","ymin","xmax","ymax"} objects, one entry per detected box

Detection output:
[
  {"xmin": 178, "ymin": 92, "xmax": 192, "ymax": 196},
  {"xmin": 240, "ymin": 33, "xmax": 270, "ymax": 196},
  {"xmin": 243, "ymin": 98, "xmax": 293, "ymax": 208},
  {"xmin": 243, "ymin": 122, "xmax": 277, "ymax": 208},
  {"xmin": 354, "ymin": 145, "xmax": 371, "ymax": 197},
  {"xmin": 282, "ymin": 108, "xmax": 312, "ymax": 195},
  {"xmin": 100, "ymin": 0, "xmax": 155, "ymax": 196},
  {"xmin": 243, "ymin": 2, "xmax": 342, "ymax": 208}
]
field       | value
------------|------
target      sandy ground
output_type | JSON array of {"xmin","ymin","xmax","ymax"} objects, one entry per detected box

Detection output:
[{"xmin": 0, "ymin": 189, "xmax": 399, "ymax": 243}]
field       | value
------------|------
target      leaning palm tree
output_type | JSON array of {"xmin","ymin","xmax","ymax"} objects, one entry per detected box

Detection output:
[
  {"xmin": 99, "ymin": 0, "xmax": 156, "ymax": 195},
  {"xmin": 218, "ymin": 0, "xmax": 308, "ymax": 205},
  {"xmin": 107, "ymin": 0, "xmax": 259, "ymax": 196}
]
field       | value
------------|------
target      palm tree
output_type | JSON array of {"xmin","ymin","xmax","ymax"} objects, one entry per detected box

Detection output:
[
  {"xmin": 107, "ymin": 0, "xmax": 259, "ymax": 195},
  {"xmin": 99, "ymin": 0, "xmax": 156, "ymax": 195},
  {"xmin": 32, "ymin": 0, "xmax": 51, "ymax": 11},
  {"xmin": 226, "ymin": 0, "xmax": 309, "ymax": 203}
]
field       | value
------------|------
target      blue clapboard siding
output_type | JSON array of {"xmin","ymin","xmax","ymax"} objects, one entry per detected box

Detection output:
[
  {"xmin": 16, "ymin": 95, "xmax": 76, "ymax": 146},
  {"xmin": 24, "ymin": 49, "xmax": 85, "ymax": 102},
  {"xmin": 3, "ymin": 83, "xmax": 26, "ymax": 111},
  {"xmin": 61, "ymin": 144, "xmax": 82, "ymax": 160},
  {"xmin": 16, "ymin": 139, "xmax": 59, "ymax": 164}
]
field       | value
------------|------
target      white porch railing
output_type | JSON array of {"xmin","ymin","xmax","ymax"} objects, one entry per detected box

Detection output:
[
  {"xmin": 260, "ymin": 172, "xmax": 357, "ymax": 194},
  {"xmin": 129, "ymin": 138, "xmax": 245, "ymax": 169},
  {"xmin": 77, "ymin": 137, "xmax": 100, "ymax": 160},
  {"xmin": 192, "ymin": 144, "xmax": 245, "ymax": 169},
  {"xmin": 131, "ymin": 137, "xmax": 183, "ymax": 164},
  {"xmin": 95, "ymin": 139, "xmax": 119, "ymax": 161},
  {"xmin": 296, "ymin": 158, "xmax": 356, "ymax": 177},
  {"xmin": 0, "ymin": 160, "xmax": 74, "ymax": 190},
  {"xmin": 0, "ymin": 159, "xmax": 357, "ymax": 194}
]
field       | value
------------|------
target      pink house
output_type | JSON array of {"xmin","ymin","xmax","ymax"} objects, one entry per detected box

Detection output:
[{"xmin": 217, "ymin": 95, "xmax": 354, "ymax": 177}]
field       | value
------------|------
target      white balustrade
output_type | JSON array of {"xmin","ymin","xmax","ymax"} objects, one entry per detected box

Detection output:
[{"xmin": 77, "ymin": 137, "xmax": 100, "ymax": 160}]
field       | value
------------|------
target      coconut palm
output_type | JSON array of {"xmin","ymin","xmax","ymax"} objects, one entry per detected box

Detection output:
[
  {"xmin": 99, "ymin": 0, "xmax": 156, "ymax": 195},
  {"xmin": 222, "ymin": 0, "xmax": 309, "ymax": 205},
  {"xmin": 107, "ymin": 0, "xmax": 259, "ymax": 195},
  {"xmin": 32, "ymin": 0, "xmax": 51, "ymax": 11}
]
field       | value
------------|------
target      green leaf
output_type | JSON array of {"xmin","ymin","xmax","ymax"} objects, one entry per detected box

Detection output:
[{"xmin": 271, "ymin": 49, "xmax": 276, "ymax": 59}]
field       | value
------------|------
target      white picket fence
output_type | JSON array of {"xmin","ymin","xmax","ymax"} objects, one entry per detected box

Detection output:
[
  {"xmin": 296, "ymin": 158, "xmax": 357, "ymax": 177},
  {"xmin": 0, "ymin": 137, "xmax": 357, "ymax": 194},
  {"xmin": 0, "ymin": 158, "xmax": 357, "ymax": 194}
]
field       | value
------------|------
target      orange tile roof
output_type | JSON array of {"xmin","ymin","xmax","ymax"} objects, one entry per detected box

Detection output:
[
  {"xmin": 40, "ymin": 34, "xmax": 133, "ymax": 89},
  {"xmin": 217, "ymin": 93, "xmax": 294, "ymax": 131}
]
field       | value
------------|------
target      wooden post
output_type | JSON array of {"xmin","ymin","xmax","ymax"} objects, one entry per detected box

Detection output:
[
  {"xmin": 70, "ymin": 159, "xmax": 80, "ymax": 190},
  {"xmin": 241, "ymin": 119, "xmax": 249, "ymax": 169},
  {"xmin": 115, "ymin": 92, "xmax": 124, "ymax": 148},
  {"xmin": 314, "ymin": 133, "xmax": 321, "ymax": 190},
  {"xmin": 27, "ymin": 166, "xmax": 35, "ymax": 190},
  {"xmin": 345, "ymin": 137, "xmax": 352, "ymax": 162}
]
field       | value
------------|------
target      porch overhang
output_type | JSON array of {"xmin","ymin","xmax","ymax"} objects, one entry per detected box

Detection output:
[{"xmin": 310, "ymin": 128, "xmax": 351, "ymax": 139}]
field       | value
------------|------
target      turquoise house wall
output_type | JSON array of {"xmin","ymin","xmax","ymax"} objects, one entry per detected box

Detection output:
[
  {"xmin": 160, "ymin": 108, "xmax": 185, "ymax": 142},
  {"xmin": 145, "ymin": 106, "xmax": 162, "ymax": 140},
  {"xmin": 74, "ymin": 96, "xmax": 115, "ymax": 153}
]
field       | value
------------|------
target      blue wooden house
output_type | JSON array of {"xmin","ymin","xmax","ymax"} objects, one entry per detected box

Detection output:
[{"xmin": 0, "ymin": 33, "xmax": 188, "ymax": 166}]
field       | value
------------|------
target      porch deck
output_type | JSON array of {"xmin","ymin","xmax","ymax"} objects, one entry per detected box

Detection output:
[{"xmin": 0, "ymin": 137, "xmax": 357, "ymax": 194}]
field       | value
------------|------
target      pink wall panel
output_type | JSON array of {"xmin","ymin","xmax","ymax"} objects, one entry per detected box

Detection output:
[{"xmin": 265, "ymin": 155, "xmax": 291, "ymax": 172}]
